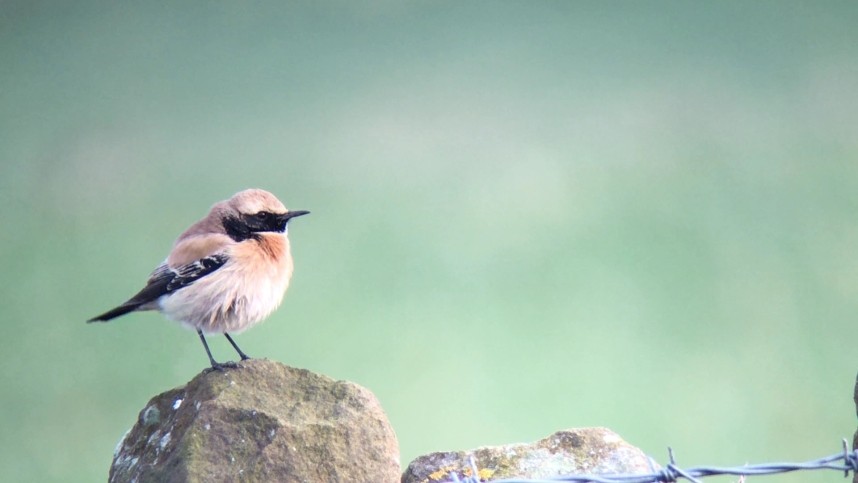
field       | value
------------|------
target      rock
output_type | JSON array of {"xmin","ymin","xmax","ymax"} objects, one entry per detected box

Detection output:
[
  {"xmin": 401, "ymin": 427, "xmax": 653, "ymax": 483},
  {"xmin": 110, "ymin": 359, "xmax": 400, "ymax": 483}
]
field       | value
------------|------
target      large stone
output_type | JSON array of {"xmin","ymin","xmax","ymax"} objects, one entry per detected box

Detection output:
[
  {"xmin": 110, "ymin": 359, "xmax": 400, "ymax": 483},
  {"xmin": 402, "ymin": 427, "xmax": 653, "ymax": 483}
]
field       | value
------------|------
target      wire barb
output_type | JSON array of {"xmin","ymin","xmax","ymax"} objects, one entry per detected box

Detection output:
[{"xmin": 842, "ymin": 438, "xmax": 858, "ymax": 478}]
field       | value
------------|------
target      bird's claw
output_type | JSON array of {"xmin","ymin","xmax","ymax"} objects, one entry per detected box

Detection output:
[{"xmin": 204, "ymin": 361, "xmax": 241, "ymax": 373}]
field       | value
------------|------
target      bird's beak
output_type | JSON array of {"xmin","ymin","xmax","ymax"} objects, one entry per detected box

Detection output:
[{"xmin": 281, "ymin": 210, "xmax": 310, "ymax": 222}]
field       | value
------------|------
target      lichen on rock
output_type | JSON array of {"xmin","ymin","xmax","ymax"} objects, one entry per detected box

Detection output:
[
  {"xmin": 401, "ymin": 427, "xmax": 654, "ymax": 483},
  {"xmin": 109, "ymin": 359, "xmax": 399, "ymax": 483}
]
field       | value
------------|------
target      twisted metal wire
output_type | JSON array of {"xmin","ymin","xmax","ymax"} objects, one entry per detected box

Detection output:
[{"xmin": 446, "ymin": 439, "xmax": 858, "ymax": 483}]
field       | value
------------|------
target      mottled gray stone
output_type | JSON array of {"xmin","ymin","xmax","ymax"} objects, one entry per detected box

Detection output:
[
  {"xmin": 110, "ymin": 359, "xmax": 400, "ymax": 483},
  {"xmin": 402, "ymin": 427, "xmax": 653, "ymax": 482}
]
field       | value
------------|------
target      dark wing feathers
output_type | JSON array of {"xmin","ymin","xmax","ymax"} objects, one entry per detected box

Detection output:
[
  {"xmin": 87, "ymin": 254, "xmax": 228, "ymax": 322},
  {"xmin": 166, "ymin": 254, "xmax": 228, "ymax": 292}
]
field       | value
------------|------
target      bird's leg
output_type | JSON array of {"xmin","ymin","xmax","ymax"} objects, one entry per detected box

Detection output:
[
  {"xmin": 224, "ymin": 333, "xmax": 251, "ymax": 361},
  {"xmin": 198, "ymin": 330, "xmax": 236, "ymax": 371}
]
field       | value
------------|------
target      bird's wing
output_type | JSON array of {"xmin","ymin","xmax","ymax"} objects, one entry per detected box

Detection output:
[
  {"xmin": 164, "ymin": 254, "xmax": 229, "ymax": 293},
  {"xmin": 87, "ymin": 234, "xmax": 234, "ymax": 322},
  {"xmin": 133, "ymin": 232, "xmax": 236, "ymax": 305},
  {"xmin": 87, "ymin": 254, "xmax": 229, "ymax": 322},
  {"xmin": 145, "ymin": 253, "xmax": 231, "ymax": 303}
]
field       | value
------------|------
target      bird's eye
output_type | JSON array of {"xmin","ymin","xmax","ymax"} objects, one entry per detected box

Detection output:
[{"xmin": 256, "ymin": 211, "xmax": 270, "ymax": 220}]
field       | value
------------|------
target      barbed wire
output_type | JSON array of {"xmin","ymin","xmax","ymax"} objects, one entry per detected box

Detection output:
[{"xmin": 445, "ymin": 438, "xmax": 858, "ymax": 483}]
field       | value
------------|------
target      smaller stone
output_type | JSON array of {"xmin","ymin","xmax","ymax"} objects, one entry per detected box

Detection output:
[{"xmin": 402, "ymin": 427, "xmax": 653, "ymax": 483}]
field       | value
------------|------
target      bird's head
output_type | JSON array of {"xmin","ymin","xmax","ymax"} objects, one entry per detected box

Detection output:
[{"xmin": 222, "ymin": 189, "xmax": 309, "ymax": 240}]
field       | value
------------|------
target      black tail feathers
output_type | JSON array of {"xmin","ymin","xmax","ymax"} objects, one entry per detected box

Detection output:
[{"xmin": 87, "ymin": 303, "xmax": 142, "ymax": 323}]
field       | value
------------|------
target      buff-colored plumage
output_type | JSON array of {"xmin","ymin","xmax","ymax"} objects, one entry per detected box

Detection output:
[
  {"xmin": 88, "ymin": 189, "xmax": 308, "ymax": 369},
  {"xmin": 161, "ymin": 230, "xmax": 293, "ymax": 334},
  {"xmin": 161, "ymin": 190, "xmax": 294, "ymax": 334}
]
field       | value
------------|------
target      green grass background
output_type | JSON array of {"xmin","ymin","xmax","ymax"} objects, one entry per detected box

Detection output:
[{"xmin": 2, "ymin": 2, "xmax": 858, "ymax": 481}]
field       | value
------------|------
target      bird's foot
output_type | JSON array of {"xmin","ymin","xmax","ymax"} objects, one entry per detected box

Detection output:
[{"xmin": 204, "ymin": 361, "xmax": 241, "ymax": 373}]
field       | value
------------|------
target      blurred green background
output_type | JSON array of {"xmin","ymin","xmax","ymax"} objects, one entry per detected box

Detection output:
[{"xmin": 2, "ymin": 2, "xmax": 858, "ymax": 482}]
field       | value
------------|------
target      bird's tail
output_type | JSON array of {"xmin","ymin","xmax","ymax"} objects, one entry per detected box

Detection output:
[{"xmin": 87, "ymin": 303, "xmax": 143, "ymax": 323}]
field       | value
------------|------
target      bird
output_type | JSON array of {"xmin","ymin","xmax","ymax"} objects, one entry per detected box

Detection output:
[{"xmin": 88, "ymin": 189, "xmax": 309, "ymax": 370}]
